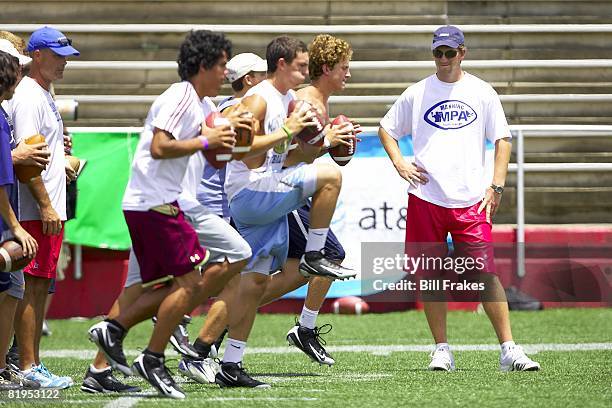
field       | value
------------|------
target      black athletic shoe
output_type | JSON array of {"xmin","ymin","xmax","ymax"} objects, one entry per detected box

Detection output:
[
  {"xmin": 215, "ymin": 362, "xmax": 270, "ymax": 389},
  {"xmin": 152, "ymin": 315, "xmax": 198, "ymax": 358},
  {"xmin": 81, "ymin": 367, "xmax": 141, "ymax": 394},
  {"xmin": 0, "ymin": 367, "xmax": 40, "ymax": 389},
  {"xmin": 299, "ymin": 250, "xmax": 356, "ymax": 280},
  {"xmin": 6, "ymin": 341, "xmax": 19, "ymax": 371},
  {"xmin": 286, "ymin": 322, "xmax": 335, "ymax": 366},
  {"xmin": 88, "ymin": 321, "xmax": 131, "ymax": 376},
  {"xmin": 209, "ymin": 328, "xmax": 228, "ymax": 358},
  {"xmin": 132, "ymin": 353, "xmax": 185, "ymax": 399}
]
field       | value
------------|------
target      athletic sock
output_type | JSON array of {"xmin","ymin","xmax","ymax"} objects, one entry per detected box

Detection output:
[
  {"xmin": 223, "ymin": 338, "xmax": 246, "ymax": 364},
  {"xmin": 435, "ymin": 342, "xmax": 450, "ymax": 351},
  {"xmin": 501, "ymin": 340, "xmax": 516, "ymax": 355},
  {"xmin": 144, "ymin": 349, "xmax": 164, "ymax": 359},
  {"xmin": 305, "ymin": 228, "xmax": 329, "ymax": 253},
  {"xmin": 89, "ymin": 364, "xmax": 111, "ymax": 374},
  {"xmin": 193, "ymin": 338, "xmax": 212, "ymax": 358},
  {"xmin": 105, "ymin": 319, "xmax": 126, "ymax": 337},
  {"xmin": 299, "ymin": 306, "xmax": 319, "ymax": 329}
]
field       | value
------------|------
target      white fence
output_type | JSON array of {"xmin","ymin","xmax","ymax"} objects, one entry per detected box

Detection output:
[{"xmin": 64, "ymin": 59, "xmax": 612, "ymax": 70}]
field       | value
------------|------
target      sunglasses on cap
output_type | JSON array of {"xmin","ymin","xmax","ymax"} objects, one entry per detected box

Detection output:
[
  {"xmin": 47, "ymin": 37, "xmax": 73, "ymax": 48},
  {"xmin": 433, "ymin": 49, "xmax": 459, "ymax": 59}
]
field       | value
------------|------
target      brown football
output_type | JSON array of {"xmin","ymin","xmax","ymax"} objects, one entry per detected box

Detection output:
[
  {"xmin": 287, "ymin": 100, "xmax": 326, "ymax": 147},
  {"xmin": 226, "ymin": 109, "xmax": 254, "ymax": 161},
  {"xmin": 332, "ymin": 296, "xmax": 370, "ymax": 315},
  {"xmin": 329, "ymin": 115, "xmax": 357, "ymax": 166},
  {"xmin": 0, "ymin": 240, "xmax": 31, "ymax": 272},
  {"xmin": 202, "ymin": 112, "xmax": 233, "ymax": 169},
  {"xmin": 15, "ymin": 134, "xmax": 46, "ymax": 183}
]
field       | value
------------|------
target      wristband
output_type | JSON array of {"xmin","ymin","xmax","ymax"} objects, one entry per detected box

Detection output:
[
  {"xmin": 281, "ymin": 125, "xmax": 292, "ymax": 140},
  {"xmin": 198, "ymin": 136, "xmax": 209, "ymax": 150}
]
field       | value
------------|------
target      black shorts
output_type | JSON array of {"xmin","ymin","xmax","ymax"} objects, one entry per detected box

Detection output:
[{"xmin": 287, "ymin": 204, "xmax": 345, "ymax": 261}]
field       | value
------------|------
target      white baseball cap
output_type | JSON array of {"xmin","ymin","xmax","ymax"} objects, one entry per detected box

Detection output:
[
  {"xmin": 0, "ymin": 39, "xmax": 32, "ymax": 66},
  {"xmin": 226, "ymin": 53, "xmax": 267, "ymax": 82}
]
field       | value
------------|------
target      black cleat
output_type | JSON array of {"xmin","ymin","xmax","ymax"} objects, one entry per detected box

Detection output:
[
  {"xmin": 88, "ymin": 321, "xmax": 131, "ymax": 376},
  {"xmin": 132, "ymin": 353, "xmax": 185, "ymax": 399},
  {"xmin": 153, "ymin": 315, "xmax": 199, "ymax": 358},
  {"xmin": 286, "ymin": 322, "xmax": 335, "ymax": 366},
  {"xmin": 215, "ymin": 362, "xmax": 270, "ymax": 389},
  {"xmin": 299, "ymin": 250, "xmax": 356, "ymax": 280},
  {"xmin": 81, "ymin": 367, "xmax": 141, "ymax": 394}
]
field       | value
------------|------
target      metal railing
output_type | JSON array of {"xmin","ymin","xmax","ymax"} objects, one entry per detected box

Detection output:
[
  {"xmin": 64, "ymin": 59, "xmax": 612, "ymax": 70},
  {"xmin": 57, "ymin": 94, "xmax": 612, "ymax": 105},
  {"xmin": 66, "ymin": 124, "xmax": 612, "ymax": 279}
]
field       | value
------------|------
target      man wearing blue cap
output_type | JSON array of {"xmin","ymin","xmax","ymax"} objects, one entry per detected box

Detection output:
[
  {"xmin": 379, "ymin": 26, "xmax": 541, "ymax": 372},
  {"xmin": 4, "ymin": 26, "xmax": 79, "ymax": 389}
]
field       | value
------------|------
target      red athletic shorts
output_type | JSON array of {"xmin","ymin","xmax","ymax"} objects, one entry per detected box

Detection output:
[
  {"xmin": 123, "ymin": 203, "xmax": 208, "ymax": 286},
  {"xmin": 405, "ymin": 194, "xmax": 496, "ymax": 276},
  {"xmin": 21, "ymin": 220, "xmax": 64, "ymax": 279}
]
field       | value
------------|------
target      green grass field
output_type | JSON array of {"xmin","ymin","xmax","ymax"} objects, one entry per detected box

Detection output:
[{"xmin": 2, "ymin": 308, "xmax": 611, "ymax": 407}]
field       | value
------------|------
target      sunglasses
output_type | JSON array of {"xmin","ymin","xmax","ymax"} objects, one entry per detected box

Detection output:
[
  {"xmin": 49, "ymin": 37, "xmax": 72, "ymax": 47},
  {"xmin": 433, "ymin": 49, "xmax": 458, "ymax": 59}
]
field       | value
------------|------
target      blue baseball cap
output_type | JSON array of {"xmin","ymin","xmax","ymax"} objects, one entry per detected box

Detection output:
[
  {"xmin": 431, "ymin": 25, "xmax": 465, "ymax": 50},
  {"xmin": 27, "ymin": 26, "xmax": 80, "ymax": 57}
]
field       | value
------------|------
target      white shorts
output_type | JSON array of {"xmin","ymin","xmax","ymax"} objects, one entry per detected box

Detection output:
[{"xmin": 229, "ymin": 164, "xmax": 318, "ymax": 274}]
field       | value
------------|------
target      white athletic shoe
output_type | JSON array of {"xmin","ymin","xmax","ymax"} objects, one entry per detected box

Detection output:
[
  {"xmin": 500, "ymin": 345, "xmax": 541, "ymax": 372},
  {"xmin": 428, "ymin": 346, "xmax": 456, "ymax": 371},
  {"xmin": 178, "ymin": 358, "xmax": 219, "ymax": 384}
]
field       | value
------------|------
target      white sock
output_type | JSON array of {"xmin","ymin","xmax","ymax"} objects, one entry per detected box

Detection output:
[
  {"xmin": 501, "ymin": 340, "xmax": 516, "ymax": 354},
  {"xmin": 299, "ymin": 306, "xmax": 319, "ymax": 329},
  {"xmin": 89, "ymin": 364, "xmax": 111, "ymax": 374},
  {"xmin": 435, "ymin": 342, "xmax": 450, "ymax": 351},
  {"xmin": 0, "ymin": 367, "xmax": 5, "ymax": 374},
  {"xmin": 223, "ymin": 338, "xmax": 247, "ymax": 364},
  {"xmin": 305, "ymin": 228, "xmax": 329, "ymax": 253}
]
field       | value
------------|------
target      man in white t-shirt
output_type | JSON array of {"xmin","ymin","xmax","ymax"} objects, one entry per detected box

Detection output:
[
  {"xmin": 4, "ymin": 26, "xmax": 79, "ymax": 389},
  {"xmin": 87, "ymin": 30, "xmax": 242, "ymax": 399},
  {"xmin": 379, "ymin": 26, "xmax": 540, "ymax": 372}
]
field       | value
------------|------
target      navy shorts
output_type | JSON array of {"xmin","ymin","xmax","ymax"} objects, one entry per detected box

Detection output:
[
  {"xmin": 287, "ymin": 204, "xmax": 345, "ymax": 261},
  {"xmin": 0, "ymin": 272, "xmax": 10, "ymax": 293}
]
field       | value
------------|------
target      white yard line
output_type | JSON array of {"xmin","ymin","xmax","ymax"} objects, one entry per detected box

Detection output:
[
  {"xmin": 103, "ymin": 397, "xmax": 142, "ymax": 408},
  {"xmin": 42, "ymin": 342, "xmax": 612, "ymax": 359}
]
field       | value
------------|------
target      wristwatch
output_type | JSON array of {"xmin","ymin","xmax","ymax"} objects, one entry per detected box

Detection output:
[{"xmin": 490, "ymin": 184, "xmax": 504, "ymax": 194}]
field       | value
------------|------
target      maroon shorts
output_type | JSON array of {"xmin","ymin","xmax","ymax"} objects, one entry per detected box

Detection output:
[
  {"xmin": 405, "ymin": 194, "xmax": 495, "ymax": 276},
  {"xmin": 21, "ymin": 220, "xmax": 64, "ymax": 279},
  {"xmin": 124, "ymin": 203, "xmax": 208, "ymax": 286}
]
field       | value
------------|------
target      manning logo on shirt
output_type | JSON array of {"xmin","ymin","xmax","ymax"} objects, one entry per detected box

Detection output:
[{"xmin": 424, "ymin": 99, "xmax": 477, "ymax": 130}]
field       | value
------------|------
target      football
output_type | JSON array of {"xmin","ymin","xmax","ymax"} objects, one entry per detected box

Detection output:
[
  {"xmin": 0, "ymin": 239, "xmax": 30, "ymax": 272},
  {"xmin": 329, "ymin": 115, "xmax": 357, "ymax": 166},
  {"xmin": 229, "ymin": 109, "xmax": 255, "ymax": 161},
  {"xmin": 15, "ymin": 134, "xmax": 46, "ymax": 183},
  {"xmin": 287, "ymin": 99, "xmax": 326, "ymax": 147},
  {"xmin": 332, "ymin": 296, "xmax": 370, "ymax": 315},
  {"xmin": 203, "ymin": 112, "xmax": 233, "ymax": 169}
]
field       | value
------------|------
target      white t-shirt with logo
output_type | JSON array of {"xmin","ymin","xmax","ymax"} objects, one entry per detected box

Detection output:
[
  {"xmin": 122, "ymin": 81, "xmax": 205, "ymax": 211},
  {"xmin": 380, "ymin": 72, "xmax": 511, "ymax": 208},
  {"xmin": 177, "ymin": 97, "xmax": 216, "ymax": 212},
  {"xmin": 224, "ymin": 80, "xmax": 295, "ymax": 201},
  {"xmin": 4, "ymin": 76, "xmax": 67, "ymax": 221}
]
